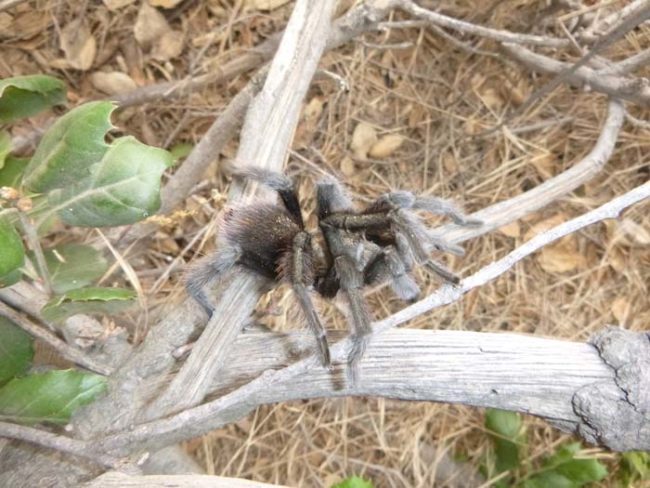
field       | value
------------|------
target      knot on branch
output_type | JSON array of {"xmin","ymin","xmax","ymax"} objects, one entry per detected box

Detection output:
[{"xmin": 573, "ymin": 326, "xmax": 650, "ymax": 451}]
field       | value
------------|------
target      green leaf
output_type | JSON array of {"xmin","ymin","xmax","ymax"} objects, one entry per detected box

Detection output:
[
  {"xmin": 0, "ymin": 75, "xmax": 66, "ymax": 123},
  {"xmin": 169, "ymin": 141, "xmax": 193, "ymax": 160},
  {"xmin": 47, "ymin": 136, "xmax": 174, "ymax": 227},
  {"xmin": 0, "ymin": 369, "xmax": 107, "ymax": 424},
  {"xmin": 485, "ymin": 409, "xmax": 524, "ymax": 473},
  {"xmin": 622, "ymin": 451, "xmax": 650, "ymax": 477},
  {"xmin": 0, "ymin": 155, "xmax": 28, "ymax": 188},
  {"xmin": 41, "ymin": 286, "xmax": 136, "ymax": 323},
  {"xmin": 331, "ymin": 476, "xmax": 374, "ymax": 488},
  {"xmin": 0, "ymin": 268, "xmax": 22, "ymax": 287},
  {"xmin": 0, "ymin": 131, "xmax": 10, "ymax": 169},
  {"xmin": 23, "ymin": 101, "xmax": 114, "ymax": 193},
  {"xmin": 42, "ymin": 244, "xmax": 108, "ymax": 294},
  {"xmin": 523, "ymin": 471, "xmax": 575, "ymax": 488},
  {"xmin": 0, "ymin": 316, "xmax": 33, "ymax": 386},
  {"xmin": 525, "ymin": 443, "xmax": 608, "ymax": 488},
  {"xmin": 0, "ymin": 216, "xmax": 24, "ymax": 284}
]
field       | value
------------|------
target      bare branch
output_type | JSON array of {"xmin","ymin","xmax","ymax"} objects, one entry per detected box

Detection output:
[
  {"xmin": 0, "ymin": 421, "xmax": 120, "ymax": 468},
  {"xmin": 85, "ymin": 471, "xmax": 290, "ymax": 488},
  {"xmin": 502, "ymin": 43, "xmax": 650, "ymax": 105},
  {"xmin": 0, "ymin": 301, "xmax": 113, "ymax": 376},
  {"xmin": 397, "ymin": 0, "xmax": 569, "ymax": 47},
  {"xmin": 431, "ymin": 98, "xmax": 625, "ymax": 244},
  {"xmin": 600, "ymin": 48, "xmax": 650, "ymax": 76}
]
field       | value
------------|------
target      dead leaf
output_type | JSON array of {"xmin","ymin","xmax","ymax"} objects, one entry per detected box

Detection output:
[
  {"xmin": 350, "ymin": 122, "xmax": 377, "ymax": 160},
  {"xmin": 611, "ymin": 297, "xmax": 630, "ymax": 325},
  {"xmin": 608, "ymin": 246, "xmax": 627, "ymax": 273},
  {"xmin": 245, "ymin": 0, "xmax": 292, "ymax": 10},
  {"xmin": 616, "ymin": 218, "xmax": 650, "ymax": 246},
  {"xmin": 369, "ymin": 134, "xmax": 405, "ymax": 159},
  {"xmin": 442, "ymin": 152, "xmax": 459, "ymax": 173},
  {"xmin": 524, "ymin": 214, "xmax": 567, "ymax": 242},
  {"xmin": 538, "ymin": 241, "xmax": 586, "ymax": 274},
  {"xmin": 340, "ymin": 156, "xmax": 355, "ymax": 177},
  {"xmin": 60, "ymin": 18, "xmax": 97, "ymax": 70},
  {"xmin": 150, "ymin": 0, "xmax": 183, "ymax": 8},
  {"xmin": 90, "ymin": 71, "xmax": 138, "ymax": 95},
  {"xmin": 152, "ymin": 30, "xmax": 184, "ymax": 61},
  {"xmin": 498, "ymin": 221, "xmax": 521, "ymax": 238},
  {"xmin": 134, "ymin": 2, "xmax": 170, "ymax": 46},
  {"xmin": 303, "ymin": 97, "xmax": 324, "ymax": 121},
  {"xmin": 0, "ymin": 10, "xmax": 49, "ymax": 40},
  {"xmin": 103, "ymin": 0, "xmax": 136, "ymax": 10},
  {"xmin": 480, "ymin": 87, "xmax": 503, "ymax": 110},
  {"xmin": 530, "ymin": 152, "xmax": 555, "ymax": 179}
]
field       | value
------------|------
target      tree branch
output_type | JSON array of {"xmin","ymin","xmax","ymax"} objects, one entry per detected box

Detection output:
[
  {"xmin": 0, "ymin": 301, "xmax": 113, "ymax": 376},
  {"xmin": 0, "ymin": 421, "xmax": 120, "ymax": 468},
  {"xmin": 502, "ymin": 43, "xmax": 650, "ymax": 105}
]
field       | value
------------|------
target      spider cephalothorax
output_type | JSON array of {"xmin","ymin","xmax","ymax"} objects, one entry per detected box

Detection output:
[{"xmin": 186, "ymin": 168, "xmax": 480, "ymax": 379}]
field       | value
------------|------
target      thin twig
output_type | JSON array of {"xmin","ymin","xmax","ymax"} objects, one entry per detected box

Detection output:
[
  {"xmin": 0, "ymin": 301, "xmax": 113, "ymax": 376},
  {"xmin": 15, "ymin": 211, "xmax": 53, "ymax": 296},
  {"xmin": 502, "ymin": 43, "xmax": 650, "ymax": 105},
  {"xmin": 398, "ymin": 0, "xmax": 569, "ymax": 47},
  {"xmin": 0, "ymin": 421, "xmax": 120, "ymax": 468}
]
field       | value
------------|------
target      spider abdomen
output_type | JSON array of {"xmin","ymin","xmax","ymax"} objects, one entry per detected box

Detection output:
[{"xmin": 222, "ymin": 203, "xmax": 301, "ymax": 280}]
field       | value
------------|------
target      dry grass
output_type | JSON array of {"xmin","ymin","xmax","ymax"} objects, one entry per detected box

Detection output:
[{"xmin": 2, "ymin": 0, "xmax": 649, "ymax": 486}]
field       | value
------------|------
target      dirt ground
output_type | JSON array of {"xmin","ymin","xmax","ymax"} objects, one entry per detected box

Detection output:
[{"xmin": 2, "ymin": 0, "xmax": 649, "ymax": 486}]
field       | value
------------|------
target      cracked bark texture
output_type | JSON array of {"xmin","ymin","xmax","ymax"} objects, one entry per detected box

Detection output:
[{"xmin": 568, "ymin": 327, "xmax": 650, "ymax": 451}]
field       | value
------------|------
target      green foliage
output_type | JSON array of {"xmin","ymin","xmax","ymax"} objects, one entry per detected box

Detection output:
[
  {"xmin": 331, "ymin": 475, "xmax": 374, "ymax": 488},
  {"xmin": 483, "ymin": 410, "xmax": 608, "ymax": 487},
  {"xmin": 617, "ymin": 451, "xmax": 650, "ymax": 486},
  {"xmin": 42, "ymin": 286, "xmax": 136, "ymax": 323},
  {"xmin": 48, "ymin": 135, "xmax": 174, "ymax": 227},
  {"xmin": 0, "ymin": 155, "xmax": 28, "ymax": 188},
  {"xmin": 42, "ymin": 244, "xmax": 108, "ymax": 294},
  {"xmin": 169, "ymin": 141, "xmax": 193, "ymax": 160},
  {"xmin": 0, "ymin": 317, "xmax": 33, "ymax": 386},
  {"xmin": 523, "ymin": 443, "xmax": 607, "ymax": 488},
  {"xmin": 23, "ymin": 101, "xmax": 115, "ymax": 193},
  {"xmin": 0, "ymin": 75, "xmax": 66, "ymax": 123},
  {"xmin": 0, "ymin": 216, "xmax": 24, "ymax": 282},
  {"xmin": 486, "ymin": 408, "xmax": 523, "ymax": 474},
  {"xmin": 0, "ymin": 369, "xmax": 107, "ymax": 424},
  {"xmin": 0, "ymin": 131, "xmax": 10, "ymax": 168}
]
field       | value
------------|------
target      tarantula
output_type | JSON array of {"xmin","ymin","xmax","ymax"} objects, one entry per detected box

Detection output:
[{"xmin": 186, "ymin": 168, "xmax": 480, "ymax": 378}]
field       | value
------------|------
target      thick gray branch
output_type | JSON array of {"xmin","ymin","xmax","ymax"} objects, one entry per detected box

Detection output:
[{"xmin": 141, "ymin": 0, "xmax": 337, "ymax": 420}]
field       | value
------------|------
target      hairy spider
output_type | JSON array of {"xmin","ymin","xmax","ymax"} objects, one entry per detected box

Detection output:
[{"xmin": 186, "ymin": 168, "xmax": 481, "ymax": 379}]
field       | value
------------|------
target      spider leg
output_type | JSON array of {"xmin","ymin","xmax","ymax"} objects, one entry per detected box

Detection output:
[
  {"xmin": 316, "ymin": 176, "xmax": 354, "ymax": 220},
  {"xmin": 233, "ymin": 167, "xmax": 304, "ymax": 227},
  {"xmin": 364, "ymin": 247, "xmax": 420, "ymax": 301},
  {"xmin": 290, "ymin": 232, "xmax": 331, "ymax": 366},
  {"xmin": 392, "ymin": 215, "xmax": 461, "ymax": 284},
  {"xmin": 335, "ymin": 255, "xmax": 372, "ymax": 383},
  {"xmin": 412, "ymin": 196, "xmax": 482, "ymax": 227},
  {"xmin": 185, "ymin": 245, "xmax": 241, "ymax": 317},
  {"xmin": 424, "ymin": 259, "xmax": 461, "ymax": 285}
]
